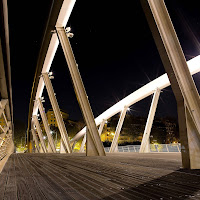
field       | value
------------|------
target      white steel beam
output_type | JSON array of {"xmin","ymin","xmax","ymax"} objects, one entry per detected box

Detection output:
[
  {"xmin": 147, "ymin": 0, "xmax": 200, "ymax": 133},
  {"xmin": 79, "ymin": 133, "xmax": 86, "ymax": 153},
  {"xmin": 31, "ymin": 128, "xmax": 40, "ymax": 153},
  {"xmin": 146, "ymin": 0, "xmax": 200, "ymax": 169},
  {"xmin": 32, "ymin": 115, "xmax": 47, "ymax": 153},
  {"xmin": 32, "ymin": 0, "xmax": 76, "ymax": 116},
  {"xmin": 140, "ymin": 88, "xmax": 161, "ymax": 153},
  {"xmin": 98, "ymin": 119, "xmax": 106, "ymax": 136},
  {"xmin": 79, "ymin": 119, "xmax": 106, "ymax": 153},
  {"xmin": 71, "ymin": 55, "xmax": 200, "ymax": 143},
  {"xmin": 56, "ymin": 27, "xmax": 105, "ymax": 156},
  {"xmin": 110, "ymin": 106, "xmax": 128, "ymax": 153},
  {"xmin": 42, "ymin": 73, "xmax": 72, "ymax": 153},
  {"xmin": 37, "ymin": 98, "xmax": 56, "ymax": 153},
  {"xmin": 71, "ymin": 140, "xmax": 77, "ymax": 151}
]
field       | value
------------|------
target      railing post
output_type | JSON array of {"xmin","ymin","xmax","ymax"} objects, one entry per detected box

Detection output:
[
  {"xmin": 110, "ymin": 106, "xmax": 128, "ymax": 153},
  {"xmin": 56, "ymin": 27, "xmax": 105, "ymax": 156},
  {"xmin": 140, "ymin": 88, "xmax": 160, "ymax": 153},
  {"xmin": 32, "ymin": 115, "xmax": 47, "ymax": 153},
  {"xmin": 42, "ymin": 73, "xmax": 72, "ymax": 153},
  {"xmin": 37, "ymin": 98, "xmax": 56, "ymax": 153}
]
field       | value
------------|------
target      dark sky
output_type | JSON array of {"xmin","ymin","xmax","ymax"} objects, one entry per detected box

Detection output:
[{"xmin": 8, "ymin": 0, "xmax": 200, "ymax": 126}]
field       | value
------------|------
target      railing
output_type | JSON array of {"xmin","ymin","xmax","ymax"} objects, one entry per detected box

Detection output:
[
  {"xmin": 104, "ymin": 143, "xmax": 181, "ymax": 153},
  {"xmin": 0, "ymin": 134, "xmax": 12, "ymax": 160}
]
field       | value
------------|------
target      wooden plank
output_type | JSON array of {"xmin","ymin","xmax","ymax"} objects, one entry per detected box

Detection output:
[
  {"xmin": 0, "ymin": 156, "xmax": 11, "ymax": 200},
  {"xmin": 25, "ymin": 155, "xmax": 96, "ymax": 200},
  {"xmin": 19, "ymin": 154, "xmax": 60, "ymax": 200},
  {"xmin": 3, "ymin": 155, "xmax": 17, "ymax": 200}
]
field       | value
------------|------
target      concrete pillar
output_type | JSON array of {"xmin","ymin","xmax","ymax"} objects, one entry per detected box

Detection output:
[
  {"xmin": 32, "ymin": 116, "xmax": 47, "ymax": 153},
  {"xmin": 142, "ymin": 0, "xmax": 200, "ymax": 168},
  {"xmin": 31, "ymin": 128, "xmax": 40, "ymax": 153},
  {"xmin": 79, "ymin": 133, "xmax": 86, "ymax": 153},
  {"xmin": 56, "ymin": 26, "xmax": 105, "ymax": 156},
  {"xmin": 140, "ymin": 88, "xmax": 160, "ymax": 153},
  {"xmin": 37, "ymin": 98, "xmax": 56, "ymax": 153},
  {"xmin": 42, "ymin": 73, "xmax": 72, "ymax": 153},
  {"xmin": 109, "ymin": 107, "xmax": 128, "ymax": 153}
]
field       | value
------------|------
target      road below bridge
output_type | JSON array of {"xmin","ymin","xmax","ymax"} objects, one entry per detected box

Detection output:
[{"xmin": 0, "ymin": 153, "xmax": 200, "ymax": 199}]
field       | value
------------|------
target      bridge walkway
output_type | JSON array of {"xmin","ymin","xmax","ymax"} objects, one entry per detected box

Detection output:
[{"xmin": 0, "ymin": 153, "xmax": 200, "ymax": 200}]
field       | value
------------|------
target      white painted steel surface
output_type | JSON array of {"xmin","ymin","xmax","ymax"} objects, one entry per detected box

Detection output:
[{"xmin": 71, "ymin": 56, "xmax": 200, "ymax": 143}]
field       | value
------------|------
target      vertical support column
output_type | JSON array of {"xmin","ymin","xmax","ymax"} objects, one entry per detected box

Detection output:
[
  {"xmin": 56, "ymin": 27, "xmax": 105, "ymax": 156},
  {"xmin": 32, "ymin": 116, "xmax": 47, "ymax": 153},
  {"xmin": 140, "ymin": 88, "xmax": 160, "ymax": 153},
  {"xmin": 79, "ymin": 133, "xmax": 86, "ymax": 153},
  {"xmin": 37, "ymin": 98, "xmax": 56, "ymax": 153},
  {"xmin": 110, "ymin": 106, "xmax": 128, "ymax": 153},
  {"xmin": 31, "ymin": 128, "xmax": 40, "ymax": 153},
  {"xmin": 42, "ymin": 73, "xmax": 72, "ymax": 153}
]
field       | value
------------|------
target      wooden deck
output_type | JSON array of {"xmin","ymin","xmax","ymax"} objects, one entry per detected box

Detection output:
[{"xmin": 0, "ymin": 153, "xmax": 200, "ymax": 200}]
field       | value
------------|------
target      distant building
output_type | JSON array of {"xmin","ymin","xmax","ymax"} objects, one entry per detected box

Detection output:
[{"xmin": 40, "ymin": 109, "xmax": 69, "ymax": 131}]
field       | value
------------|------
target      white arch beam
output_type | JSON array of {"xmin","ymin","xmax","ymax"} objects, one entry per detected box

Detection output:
[
  {"xmin": 32, "ymin": 0, "xmax": 76, "ymax": 116},
  {"xmin": 71, "ymin": 55, "xmax": 200, "ymax": 143}
]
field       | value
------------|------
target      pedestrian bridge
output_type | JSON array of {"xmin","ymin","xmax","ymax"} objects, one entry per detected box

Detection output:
[{"xmin": 1, "ymin": 0, "xmax": 200, "ymax": 199}]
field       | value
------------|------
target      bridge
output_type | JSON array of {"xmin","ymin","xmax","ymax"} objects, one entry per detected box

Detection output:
[{"xmin": 1, "ymin": 0, "xmax": 200, "ymax": 199}]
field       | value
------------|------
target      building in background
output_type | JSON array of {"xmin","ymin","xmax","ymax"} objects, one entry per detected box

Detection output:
[{"xmin": 40, "ymin": 109, "xmax": 69, "ymax": 131}]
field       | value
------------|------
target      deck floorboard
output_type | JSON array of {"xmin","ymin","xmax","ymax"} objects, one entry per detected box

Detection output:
[{"xmin": 1, "ymin": 153, "xmax": 200, "ymax": 200}]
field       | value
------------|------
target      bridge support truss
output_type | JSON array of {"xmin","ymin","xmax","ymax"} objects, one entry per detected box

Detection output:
[
  {"xmin": 110, "ymin": 106, "xmax": 128, "ymax": 153},
  {"xmin": 56, "ymin": 27, "xmax": 105, "ymax": 156},
  {"xmin": 31, "ymin": 127, "xmax": 40, "ymax": 153},
  {"xmin": 37, "ymin": 98, "xmax": 56, "ymax": 153},
  {"xmin": 142, "ymin": 0, "xmax": 200, "ymax": 168},
  {"xmin": 140, "ymin": 88, "xmax": 161, "ymax": 153},
  {"xmin": 42, "ymin": 73, "xmax": 72, "ymax": 153},
  {"xmin": 32, "ymin": 115, "xmax": 47, "ymax": 153}
]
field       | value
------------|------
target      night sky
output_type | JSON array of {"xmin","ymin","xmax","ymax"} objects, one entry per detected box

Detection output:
[{"xmin": 8, "ymin": 0, "xmax": 200, "ymax": 127}]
